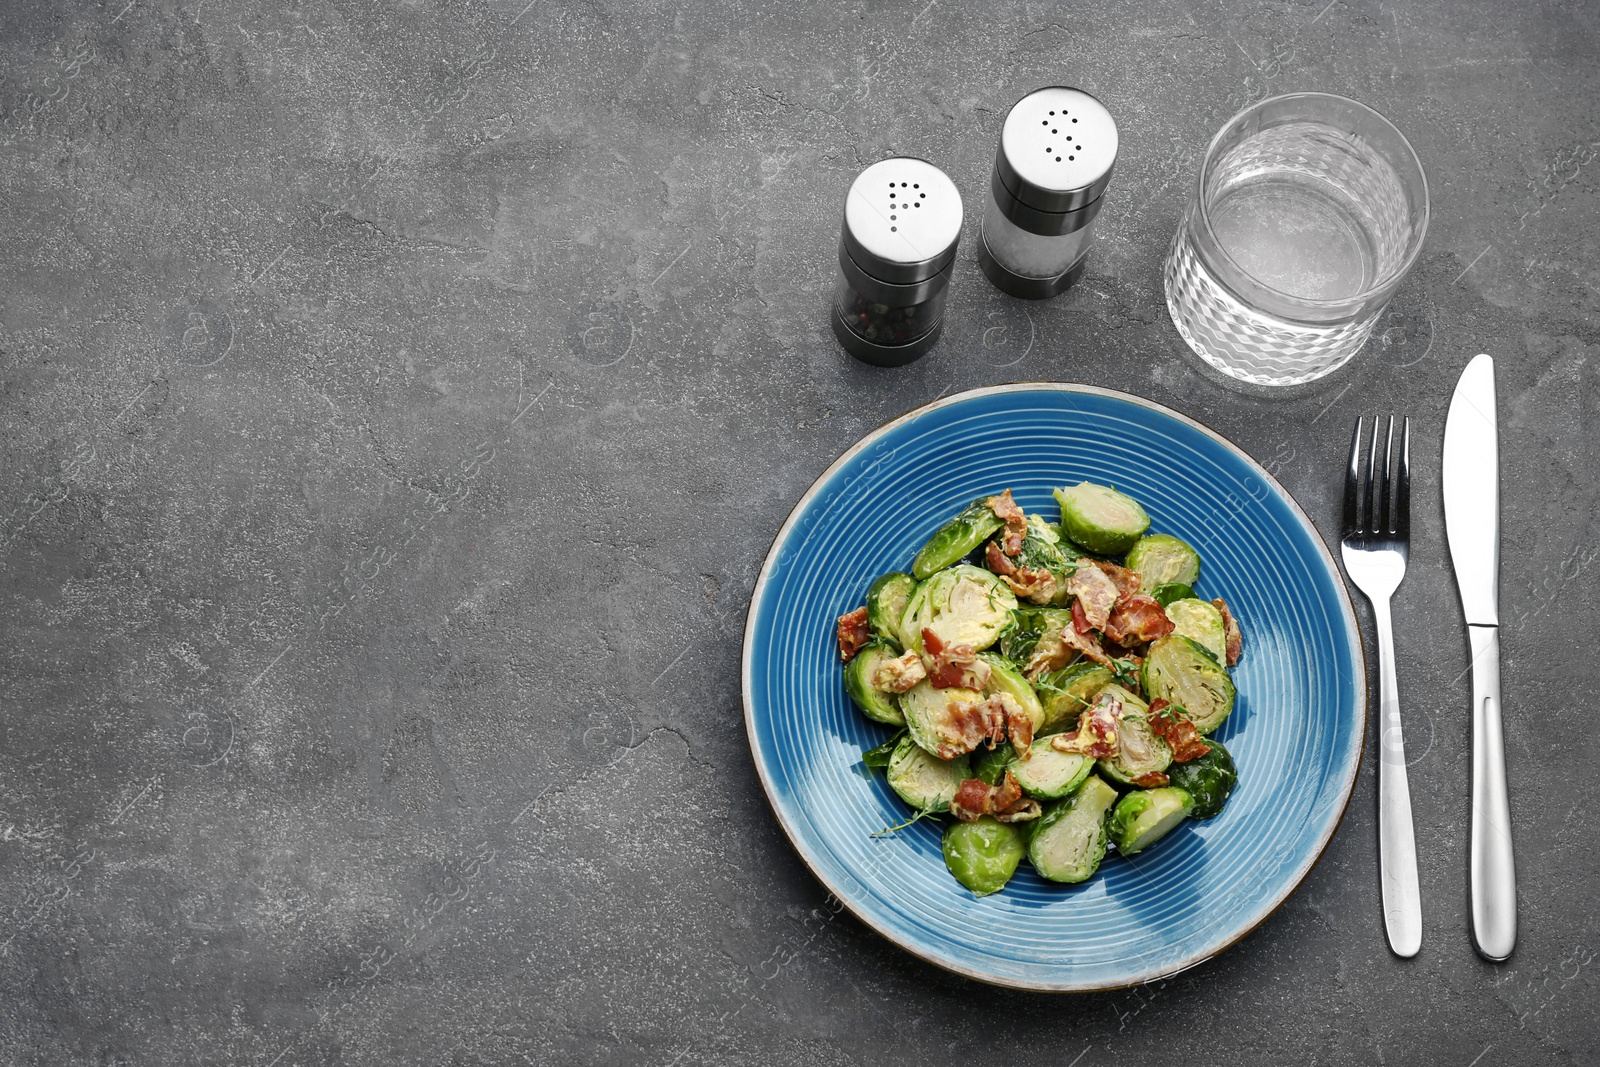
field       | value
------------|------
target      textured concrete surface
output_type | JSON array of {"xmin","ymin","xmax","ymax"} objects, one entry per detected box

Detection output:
[{"xmin": 2, "ymin": 0, "xmax": 1598, "ymax": 1063}]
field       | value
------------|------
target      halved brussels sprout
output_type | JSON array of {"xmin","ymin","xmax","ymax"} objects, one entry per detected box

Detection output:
[
  {"xmin": 912, "ymin": 500, "xmax": 1005, "ymax": 580},
  {"xmin": 843, "ymin": 642, "xmax": 906, "ymax": 726},
  {"xmin": 997, "ymin": 515, "xmax": 1080, "ymax": 604},
  {"xmin": 1149, "ymin": 582, "xmax": 1198, "ymax": 608},
  {"xmin": 899, "ymin": 680, "xmax": 984, "ymax": 758},
  {"xmin": 899, "ymin": 565, "xmax": 1017, "ymax": 656},
  {"xmin": 1093, "ymin": 684, "xmax": 1173, "ymax": 786},
  {"xmin": 866, "ymin": 572, "xmax": 917, "ymax": 642},
  {"xmin": 942, "ymin": 816, "xmax": 1028, "ymax": 897},
  {"xmin": 1166, "ymin": 738, "xmax": 1237, "ymax": 819},
  {"xmin": 1125, "ymin": 533, "xmax": 1202, "ymax": 589},
  {"xmin": 979, "ymin": 652, "xmax": 1045, "ymax": 736},
  {"xmin": 886, "ymin": 734, "xmax": 970, "ymax": 812},
  {"xmin": 1000, "ymin": 606, "xmax": 1074, "ymax": 670},
  {"xmin": 1007, "ymin": 737, "xmax": 1094, "ymax": 800},
  {"xmin": 1109, "ymin": 787, "xmax": 1194, "ymax": 854},
  {"xmin": 971, "ymin": 741, "xmax": 1015, "ymax": 785},
  {"xmin": 1053, "ymin": 482, "xmax": 1150, "ymax": 555},
  {"xmin": 1165, "ymin": 598, "xmax": 1227, "ymax": 665},
  {"xmin": 1142, "ymin": 635, "xmax": 1237, "ymax": 734},
  {"xmin": 1027, "ymin": 775, "xmax": 1119, "ymax": 883},
  {"xmin": 1034, "ymin": 660, "xmax": 1114, "ymax": 733}
]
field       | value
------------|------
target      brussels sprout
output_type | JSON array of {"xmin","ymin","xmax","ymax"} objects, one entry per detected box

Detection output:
[
  {"xmin": 1166, "ymin": 739, "xmax": 1237, "ymax": 819},
  {"xmin": 942, "ymin": 816, "xmax": 1029, "ymax": 897},
  {"xmin": 997, "ymin": 515, "xmax": 1080, "ymax": 604},
  {"xmin": 886, "ymin": 734, "xmax": 971, "ymax": 812},
  {"xmin": 979, "ymin": 652, "xmax": 1045, "ymax": 735},
  {"xmin": 1027, "ymin": 775, "xmax": 1119, "ymax": 883},
  {"xmin": 866, "ymin": 572, "xmax": 917, "ymax": 642},
  {"xmin": 912, "ymin": 500, "xmax": 1005, "ymax": 580},
  {"xmin": 861, "ymin": 730, "xmax": 905, "ymax": 770},
  {"xmin": 1142, "ymin": 635, "xmax": 1238, "ymax": 734},
  {"xmin": 1125, "ymin": 533, "xmax": 1202, "ymax": 588},
  {"xmin": 1007, "ymin": 738, "xmax": 1094, "ymax": 800},
  {"xmin": 1053, "ymin": 482, "xmax": 1151, "ymax": 555},
  {"xmin": 899, "ymin": 565, "xmax": 1017, "ymax": 656},
  {"xmin": 899, "ymin": 680, "xmax": 984, "ymax": 758},
  {"xmin": 1109, "ymin": 787, "xmax": 1194, "ymax": 855},
  {"xmin": 1000, "ymin": 607, "xmax": 1074, "ymax": 670},
  {"xmin": 1149, "ymin": 582, "xmax": 1198, "ymax": 608},
  {"xmin": 843, "ymin": 642, "xmax": 907, "ymax": 726},
  {"xmin": 1165, "ymin": 598, "xmax": 1227, "ymax": 665},
  {"xmin": 1033, "ymin": 661, "xmax": 1114, "ymax": 733},
  {"xmin": 1093, "ymin": 684, "xmax": 1173, "ymax": 786},
  {"xmin": 971, "ymin": 742, "xmax": 1015, "ymax": 785}
]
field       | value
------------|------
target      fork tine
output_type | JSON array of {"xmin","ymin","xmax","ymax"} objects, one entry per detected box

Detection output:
[
  {"xmin": 1394, "ymin": 416, "xmax": 1411, "ymax": 539},
  {"xmin": 1377, "ymin": 415, "xmax": 1394, "ymax": 534},
  {"xmin": 1343, "ymin": 416, "xmax": 1364, "ymax": 536},
  {"xmin": 1363, "ymin": 415, "xmax": 1379, "ymax": 534}
]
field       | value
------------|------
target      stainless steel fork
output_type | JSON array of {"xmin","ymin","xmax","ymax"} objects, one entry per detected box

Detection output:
[{"xmin": 1340, "ymin": 415, "xmax": 1422, "ymax": 958}]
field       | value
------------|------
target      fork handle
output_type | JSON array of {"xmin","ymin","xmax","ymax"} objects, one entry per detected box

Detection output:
[
  {"xmin": 1468, "ymin": 623, "xmax": 1516, "ymax": 961},
  {"xmin": 1372, "ymin": 597, "xmax": 1422, "ymax": 957}
]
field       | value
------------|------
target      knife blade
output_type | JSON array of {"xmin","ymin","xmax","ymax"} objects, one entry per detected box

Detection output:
[{"xmin": 1442, "ymin": 353, "xmax": 1516, "ymax": 961}]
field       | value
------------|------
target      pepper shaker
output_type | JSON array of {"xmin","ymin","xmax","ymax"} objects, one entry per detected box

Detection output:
[
  {"xmin": 978, "ymin": 87, "xmax": 1117, "ymax": 299},
  {"xmin": 832, "ymin": 157, "xmax": 963, "ymax": 366}
]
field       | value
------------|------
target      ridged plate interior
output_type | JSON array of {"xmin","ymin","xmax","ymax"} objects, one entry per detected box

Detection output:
[{"xmin": 741, "ymin": 384, "xmax": 1365, "ymax": 991}]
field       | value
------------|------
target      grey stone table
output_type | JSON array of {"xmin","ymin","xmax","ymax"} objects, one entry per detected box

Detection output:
[{"xmin": 3, "ymin": 1, "xmax": 1596, "ymax": 1063}]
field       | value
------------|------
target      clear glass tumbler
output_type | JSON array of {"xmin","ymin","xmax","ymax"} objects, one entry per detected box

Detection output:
[{"xmin": 1164, "ymin": 93, "xmax": 1429, "ymax": 386}]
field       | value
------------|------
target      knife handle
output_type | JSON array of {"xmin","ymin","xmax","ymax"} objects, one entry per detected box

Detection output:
[
  {"xmin": 1468, "ymin": 623, "xmax": 1517, "ymax": 961},
  {"xmin": 1372, "ymin": 597, "xmax": 1422, "ymax": 957}
]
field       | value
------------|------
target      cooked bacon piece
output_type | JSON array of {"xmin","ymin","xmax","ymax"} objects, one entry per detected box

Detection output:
[
  {"xmin": 1093, "ymin": 559, "xmax": 1142, "ymax": 601},
  {"xmin": 985, "ymin": 489, "xmax": 1027, "ymax": 556},
  {"xmin": 930, "ymin": 694, "xmax": 1011, "ymax": 759},
  {"xmin": 1147, "ymin": 698, "xmax": 1211, "ymax": 763},
  {"xmin": 986, "ymin": 541, "xmax": 1057, "ymax": 601},
  {"xmin": 1024, "ymin": 618, "xmax": 1114, "ymax": 678},
  {"xmin": 1131, "ymin": 771, "xmax": 1170, "ymax": 788},
  {"xmin": 871, "ymin": 649, "xmax": 926, "ymax": 693},
  {"xmin": 921, "ymin": 628, "xmax": 992, "ymax": 691},
  {"xmin": 1104, "ymin": 594, "xmax": 1175, "ymax": 647},
  {"xmin": 1051, "ymin": 694, "xmax": 1120, "ymax": 759},
  {"xmin": 836, "ymin": 607, "xmax": 870, "ymax": 662},
  {"xmin": 1004, "ymin": 693, "xmax": 1035, "ymax": 756},
  {"xmin": 1064, "ymin": 564, "xmax": 1119, "ymax": 631},
  {"xmin": 1070, "ymin": 598, "xmax": 1091, "ymax": 634},
  {"xmin": 1213, "ymin": 598, "xmax": 1243, "ymax": 665},
  {"xmin": 950, "ymin": 770, "xmax": 1043, "ymax": 823}
]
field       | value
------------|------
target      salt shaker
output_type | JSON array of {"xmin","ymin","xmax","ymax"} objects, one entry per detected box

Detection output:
[
  {"xmin": 832, "ymin": 157, "xmax": 963, "ymax": 366},
  {"xmin": 978, "ymin": 87, "xmax": 1117, "ymax": 299}
]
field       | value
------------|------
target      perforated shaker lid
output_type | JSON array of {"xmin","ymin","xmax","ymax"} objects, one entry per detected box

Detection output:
[
  {"xmin": 995, "ymin": 87, "xmax": 1118, "ymax": 214},
  {"xmin": 841, "ymin": 157, "xmax": 963, "ymax": 285}
]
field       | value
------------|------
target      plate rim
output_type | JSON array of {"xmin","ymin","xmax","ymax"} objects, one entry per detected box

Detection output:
[{"xmin": 739, "ymin": 381, "xmax": 1368, "ymax": 992}]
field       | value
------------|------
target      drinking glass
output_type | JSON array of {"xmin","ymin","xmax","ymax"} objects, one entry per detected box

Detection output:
[{"xmin": 1164, "ymin": 93, "xmax": 1429, "ymax": 386}]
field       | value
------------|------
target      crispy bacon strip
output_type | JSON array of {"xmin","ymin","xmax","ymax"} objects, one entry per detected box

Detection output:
[
  {"xmin": 836, "ymin": 607, "xmax": 870, "ymax": 662},
  {"xmin": 930, "ymin": 694, "xmax": 1011, "ymax": 760},
  {"xmin": 1213, "ymin": 598, "xmax": 1243, "ymax": 665},
  {"xmin": 1131, "ymin": 771, "xmax": 1170, "ymax": 788},
  {"xmin": 1064, "ymin": 564, "xmax": 1119, "ymax": 631},
  {"xmin": 985, "ymin": 489, "xmax": 1027, "ymax": 557},
  {"xmin": 1147, "ymin": 698, "xmax": 1211, "ymax": 763},
  {"xmin": 950, "ymin": 770, "xmax": 1042, "ymax": 823},
  {"xmin": 1004, "ymin": 693, "xmax": 1035, "ymax": 756},
  {"xmin": 1024, "ymin": 618, "xmax": 1114, "ymax": 678},
  {"xmin": 986, "ymin": 541, "xmax": 1057, "ymax": 601},
  {"xmin": 1104, "ymin": 594, "xmax": 1175, "ymax": 647},
  {"xmin": 871, "ymin": 649, "xmax": 926, "ymax": 693},
  {"xmin": 1093, "ymin": 559, "xmax": 1142, "ymax": 601},
  {"xmin": 1051, "ymin": 694, "xmax": 1120, "ymax": 759},
  {"xmin": 921, "ymin": 628, "xmax": 992, "ymax": 691}
]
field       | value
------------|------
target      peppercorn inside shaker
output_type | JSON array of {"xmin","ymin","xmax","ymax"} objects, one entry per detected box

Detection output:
[
  {"xmin": 832, "ymin": 157, "xmax": 963, "ymax": 366},
  {"xmin": 978, "ymin": 86, "xmax": 1117, "ymax": 299}
]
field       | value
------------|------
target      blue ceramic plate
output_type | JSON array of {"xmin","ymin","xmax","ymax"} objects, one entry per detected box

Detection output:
[{"xmin": 741, "ymin": 384, "xmax": 1366, "ymax": 991}]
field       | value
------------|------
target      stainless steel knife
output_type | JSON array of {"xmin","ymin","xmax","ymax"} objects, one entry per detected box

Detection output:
[{"xmin": 1441, "ymin": 353, "xmax": 1517, "ymax": 961}]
